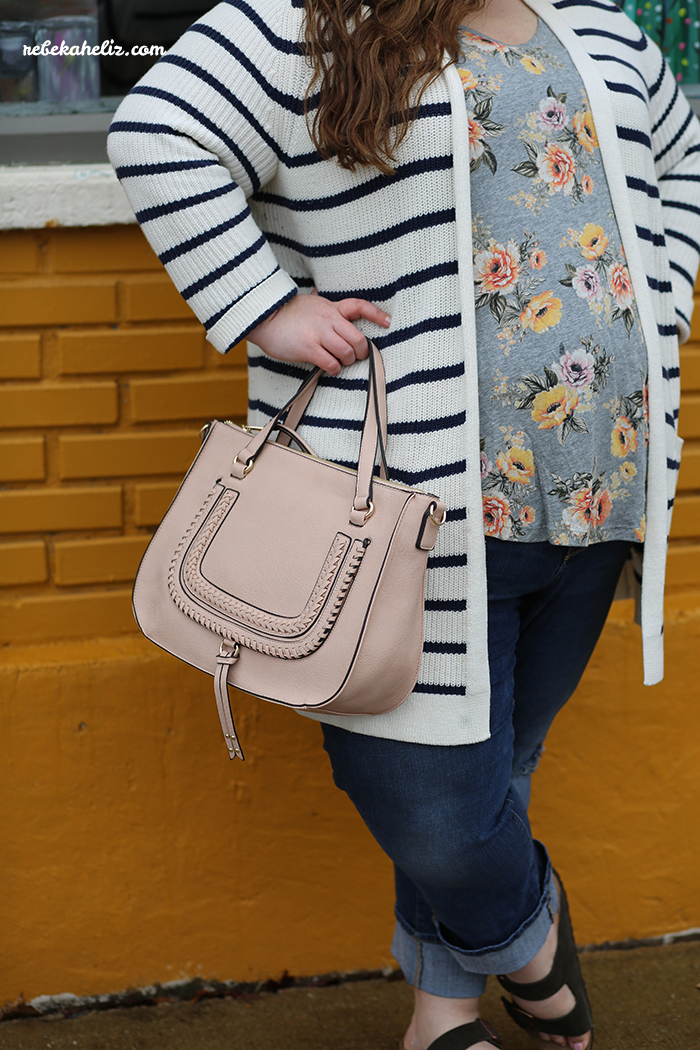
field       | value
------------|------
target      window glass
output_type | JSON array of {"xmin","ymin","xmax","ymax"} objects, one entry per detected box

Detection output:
[{"xmin": 0, "ymin": 0, "xmax": 217, "ymax": 103}]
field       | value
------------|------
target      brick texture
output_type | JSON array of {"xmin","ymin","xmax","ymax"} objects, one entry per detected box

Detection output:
[
  {"xmin": 0, "ymin": 334, "xmax": 41, "ymax": 379},
  {"xmin": 0, "ymin": 231, "xmax": 38, "ymax": 274},
  {"xmin": 54, "ymin": 536, "xmax": 150, "ymax": 585},
  {"xmin": 120, "ymin": 274, "xmax": 195, "ymax": 322},
  {"xmin": 0, "ymin": 590, "xmax": 134, "ymax": 644},
  {"xmin": 670, "ymin": 496, "xmax": 700, "ymax": 539},
  {"xmin": 0, "ymin": 487, "xmax": 122, "ymax": 534},
  {"xmin": 0, "ymin": 542, "xmax": 47, "ymax": 586},
  {"xmin": 679, "ymin": 395, "xmax": 700, "ymax": 439},
  {"xmin": 666, "ymin": 543, "xmax": 700, "ymax": 587},
  {"xmin": 677, "ymin": 445, "xmax": 700, "ymax": 491},
  {"xmin": 52, "ymin": 226, "xmax": 163, "ymax": 274},
  {"xmin": 0, "ymin": 277, "xmax": 116, "ymax": 326},
  {"xmin": 0, "ymin": 382, "xmax": 118, "ymax": 429},
  {"xmin": 0, "ymin": 223, "xmax": 698, "ymax": 647},
  {"xmin": 680, "ymin": 347, "xmax": 700, "ymax": 391},
  {"xmin": 59, "ymin": 431, "xmax": 200, "ymax": 479},
  {"xmin": 133, "ymin": 482, "xmax": 179, "ymax": 526},
  {"xmin": 129, "ymin": 372, "xmax": 248, "ymax": 422},
  {"xmin": 57, "ymin": 326, "xmax": 205, "ymax": 375},
  {"xmin": 0, "ymin": 437, "xmax": 45, "ymax": 482}
]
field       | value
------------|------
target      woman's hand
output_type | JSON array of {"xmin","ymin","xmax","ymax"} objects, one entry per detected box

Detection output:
[{"xmin": 248, "ymin": 290, "xmax": 391, "ymax": 376}]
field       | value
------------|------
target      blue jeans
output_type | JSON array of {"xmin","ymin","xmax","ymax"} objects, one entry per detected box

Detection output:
[{"xmin": 322, "ymin": 537, "xmax": 631, "ymax": 997}]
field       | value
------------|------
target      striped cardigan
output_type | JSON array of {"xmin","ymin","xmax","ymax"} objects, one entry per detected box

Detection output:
[{"xmin": 108, "ymin": 0, "xmax": 700, "ymax": 745}]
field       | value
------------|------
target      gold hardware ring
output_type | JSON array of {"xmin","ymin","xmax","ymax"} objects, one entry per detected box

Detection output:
[
  {"xmin": 219, "ymin": 640, "xmax": 240, "ymax": 658},
  {"xmin": 429, "ymin": 504, "xmax": 447, "ymax": 526},
  {"xmin": 232, "ymin": 452, "xmax": 255, "ymax": 475}
]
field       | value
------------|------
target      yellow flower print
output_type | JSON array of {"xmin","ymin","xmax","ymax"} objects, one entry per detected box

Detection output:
[
  {"xmin": 611, "ymin": 416, "xmax": 638, "ymax": 458},
  {"xmin": 635, "ymin": 514, "xmax": 646, "ymax": 542},
  {"xmin": 520, "ymin": 505, "xmax": 536, "ymax": 524},
  {"xmin": 496, "ymin": 446, "xmax": 535, "ymax": 483},
  {"xmin": 521, "ymin": 55, "xmax": 545, "ymax": 74},
  {"xmin": 578, "ymin": 223, "xmax": 608, "ymax": 260},
  {"xmin": 581, "ymin": 174, "xmax": 594, "ymax": 195},
  {"xmin": 519, "ymin": 291, "xmax": 563, "ymax": 333},
  {"xmin": 620, "ymin": 461, "xmax": 637, "ymax": 479},
  {"xmin": 573, "ymin": 110, "xmax": 598, "ymax": 153},
  {"xmin": 458, "ymin": 68, "xmax": 479, "ymax": 91},
  {"xmin": 531, "ymin": 385, "xmax": 578, "ymax": 429},
  {"xmin": 529, "ymin": 248, "xmax": 547, "ymax": 270}
]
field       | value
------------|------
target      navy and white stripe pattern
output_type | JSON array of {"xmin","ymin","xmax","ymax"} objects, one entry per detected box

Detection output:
[{"xmin": 108, "ymin": 0, "xmax": 700, "ymax": 745}]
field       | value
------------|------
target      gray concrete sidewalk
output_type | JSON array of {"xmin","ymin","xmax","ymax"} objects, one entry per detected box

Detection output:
[{"xmin": 1, "ymin": 940, "xmax": 698, "ymax": 1050}]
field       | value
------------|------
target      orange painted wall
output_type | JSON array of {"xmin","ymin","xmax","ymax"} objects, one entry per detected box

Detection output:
[{"xmin": 0, "ymin": 225, "xmax": 699, "ymax": 1002}]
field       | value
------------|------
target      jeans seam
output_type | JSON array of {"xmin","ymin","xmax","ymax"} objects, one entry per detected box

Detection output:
[{"xmin": 415, "ymin": 938, "xmax": 424, "ymax": 987}]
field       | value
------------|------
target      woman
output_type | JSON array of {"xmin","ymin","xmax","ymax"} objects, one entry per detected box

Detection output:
[{"xmin": 108, "ymin": 0, "xmax": 700, "ymax": 1047}]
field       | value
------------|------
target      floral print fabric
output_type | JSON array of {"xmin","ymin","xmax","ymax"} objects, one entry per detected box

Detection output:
[{"xmin": 460, "ymin": 19, "xmax": 648, "ymax": 546}]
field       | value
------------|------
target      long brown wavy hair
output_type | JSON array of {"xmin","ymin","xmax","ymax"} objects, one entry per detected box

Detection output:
[{"xmin": 303, "ymin": 0, "xmax": 484, "ymax": 174}]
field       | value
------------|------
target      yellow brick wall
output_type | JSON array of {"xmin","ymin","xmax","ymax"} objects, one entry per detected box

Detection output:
[
  {"xmin": 2, "ymin": 226, "xmax": 700, "ymax": 637},
  {"xmin": 1, "ymin": 225, "xmax": 700, "ymax": 1003},
  {"xmin": 0, "ymin": 225, "xmax": 247, "ymax": 641}
]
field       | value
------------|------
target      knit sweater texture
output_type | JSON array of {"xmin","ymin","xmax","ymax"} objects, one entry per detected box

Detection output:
[{"xmin": 108, "ymin": 0, "xmax": 700, "ymax": 745}]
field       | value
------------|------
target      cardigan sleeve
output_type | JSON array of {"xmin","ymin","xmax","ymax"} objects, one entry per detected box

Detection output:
[
  {"xmin": 107, "ymin": 0, "xmax": 300, "ymax": 352},
  {"xmin": 648, "ymin": 54, "xmax": 700, "ymax": 344}
]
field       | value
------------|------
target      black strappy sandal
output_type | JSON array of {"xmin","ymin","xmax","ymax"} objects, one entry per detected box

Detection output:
[
  {"xmin": 496, "ymin": 874, "xmax": 594, "ymax": 1050},
  {"xmin": 417, "ymin": 1019, "xmax": 502, "ymax": 1049}
]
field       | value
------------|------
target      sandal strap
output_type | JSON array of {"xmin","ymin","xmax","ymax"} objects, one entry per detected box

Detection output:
[
  {"xmin": 497, "ymin": 962, "xmax": 566, "ymax": 1002},
  {"xmin": 497, "ymin": 872, "xmax": 593, "ymax": 1044},
  {"xmin": 426, "ymin": 1018, "xmax": 502, "ymax": 1050},
  {"xmin": 496, "ymin": 874, "xmax": 575, "ymax": 1002},
  {"xmin": 501, "ymin": 995, "xmax": 593, "ymax": 1038}
]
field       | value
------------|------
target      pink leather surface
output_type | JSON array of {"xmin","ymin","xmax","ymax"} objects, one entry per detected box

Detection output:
[{"xmin": 132, "ymin": 344, "xmax": 446, "ymax": 728}]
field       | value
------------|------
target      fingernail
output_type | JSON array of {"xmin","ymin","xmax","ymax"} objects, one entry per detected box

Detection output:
[
  {"xmin": 384, "ymin": 314, "xmax": 391, "ymax": 326},
  {"xmin": 573, "ymin": 1042, "xmax": 584, "ymax": 1050}
]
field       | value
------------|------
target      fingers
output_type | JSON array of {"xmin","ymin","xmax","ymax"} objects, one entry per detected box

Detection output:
[
  {"xmin": 305, "ymin": 346, "xmax": 344, "ymax": 376},
  {"xmin": 332, "ymin": 297, "xmax": 390, "ymax": 363},
  {"xmin": 337, "ymin": 297, "xmax": 392, "ymax": 330},
  {"xmin": 250, "ymin": 291, "xmax": 390, "ymax": 374}
]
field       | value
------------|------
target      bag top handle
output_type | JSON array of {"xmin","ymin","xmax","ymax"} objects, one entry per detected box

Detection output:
[{"xmin": 231, "ymin": 344, "xmax": 390, "ymax": 525}]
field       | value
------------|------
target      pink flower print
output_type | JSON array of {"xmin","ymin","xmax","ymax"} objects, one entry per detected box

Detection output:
[
  {"xmin": 538, "ymin": 97, "xmax": 566, "ymax": 129},
  {"xmin": 555, "ymin": 348, "xmax": 595, "ymax": 388},
  {"xmin": 474, "ymin": 240, "xmax": 521, "ymax": 293},
  {"xmin": 537, "ymin": 143, "xmax": 576, "ymax": 195},
  {"xmin": 467, "ymin": 113, "xmax": 486, "ymax": 164},
  {"xmin": 483, "ymin": 493, "xmax": 512, "ymax": 539},
  {"xmin": 608, "ymin": 262, "xmax": 634, "ymax": 310},
  {"xmin": 480, "ymin": 451, "xmax": 491, "ymax": 479},
  {"xmin": 571, "ymin": 265, "xmax": 602, "ymax": 302}
]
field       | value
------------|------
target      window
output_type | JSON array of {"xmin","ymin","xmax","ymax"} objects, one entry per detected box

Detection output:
[{"xmin": 0, "ymin": 0, "xmax": 217, "ymax": 164}]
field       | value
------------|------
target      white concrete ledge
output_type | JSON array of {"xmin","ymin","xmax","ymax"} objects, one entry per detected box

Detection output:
[{"xmin": 0, "ymin": 164, "xmax": 136, "ymax": 230}]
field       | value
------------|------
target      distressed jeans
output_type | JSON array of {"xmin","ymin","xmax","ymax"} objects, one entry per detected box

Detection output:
[{"xmin": 322, "ymin": 536, "xmax": 632, "ymax": 997}]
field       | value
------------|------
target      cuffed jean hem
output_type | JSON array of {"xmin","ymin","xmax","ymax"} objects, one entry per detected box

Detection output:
[
  {"xmin": 440, "ymin": 863, "xmax": 559, "ymax": 974},
  {"xmin": 392, "ymin": 870, "xmax": 559, "ymax": 997},
  {"xmin": 392, "ymin": 920, "xmax": 489, "ymax": 998}
]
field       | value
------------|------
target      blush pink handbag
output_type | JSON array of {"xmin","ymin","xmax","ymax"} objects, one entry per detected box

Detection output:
[{"xmin": 132, "ymin": 343, "xmax": 446, "ymax": 760}]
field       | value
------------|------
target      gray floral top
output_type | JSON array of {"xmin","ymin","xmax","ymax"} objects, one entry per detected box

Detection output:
[{"xmin": 460, "ymin": 19, "xmax": 648, "ymax": 545}]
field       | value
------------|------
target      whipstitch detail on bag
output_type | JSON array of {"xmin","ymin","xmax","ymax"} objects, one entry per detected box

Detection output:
[{"xmin": 168, "ymin": 485, "xmax": 369, "ymax": 658}]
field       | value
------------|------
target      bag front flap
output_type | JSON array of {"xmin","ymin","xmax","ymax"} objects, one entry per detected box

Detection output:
[{"xmin": 165, "ymin": 422, "xmax": 420, "ymax": 659}]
